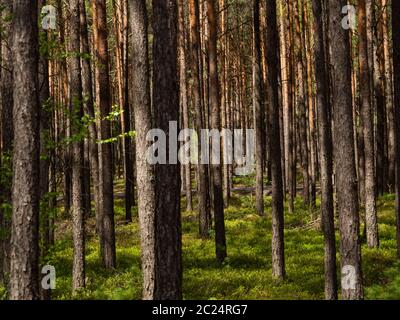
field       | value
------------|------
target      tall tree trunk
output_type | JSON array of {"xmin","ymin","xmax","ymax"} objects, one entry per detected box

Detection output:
[
  {"xmin": 382, "ymin": 0, "xmax": 394, "ymax": 192},
  {"xmin": 265, "ymin": 0, "xmax": 285, "ymax": 280},
  {"xmin": 80, "ymin": 0, "xmax": 100, "ymax": 224},
  {"xmin": 38, "ymin": 0, "xmax": 52, "ymax": 300},
  {"xmin": 0, "ymin": 0, "xmax": 13, "ymax": 287},
  {"xmin": 392, "ymin": 0, "xmax": 400, "ymax": 259},
  {"xmin": 189, "ymin": 0, "xmax": 211, "ymax": 238},
  {"xmin": 253, "ymin": 0, "xmax": 265, "ymax": 216},
  {"xmin": 284, "ymin": 0, "xmax": 295, "ymax": 213},
  {"xmin": 219, "ymin": 0, "xmax": 230, "ymax": 207},
  {"xmin": 68, "ymin": 0, "xmax": 86, "ymax": 292},
  {"xmin": 92, "ymin": 0, "xmax": 116, "ymax": 269},
  {"xmin": 294, "ymin": 0, "xmax": 310, "ymax": 206},
  {"xmin": 207, "ymin": 0, "xmax": 227, "ymax": 264},
  {"xmin": 303, "ymin": 0, "xmax": 317, "ymax": 208},
  {"xmin": 113, "ymin": 0, "xmax": 134, "ymax": 222},
  {"xmin": 152, "ymin": 0, "xmax": 183, "ymax": 300},
  {"xmin": 130, "ymin": 0, "xmax": 156, "ymax": 299},
  {"xmin": 178, "ymin": 0, "xmax": 193, "ymax": 212},
  {"xmin": 10, "ymin": 0, "xmax": 40, "ymax": 300},
  {"xmin": 327, "ymin": 0, "xmax": 363, "ymax": 300},
  {"xmin": 358, "ymin": 0, "xmax": 379, "ymax": 248},
  {"xmin": 373, "ymin": 2, "xmax": 386, "ymax": 195},
  {"xmin": 311, "ymin": 0, "xmax": 337, "ymax": 300}
]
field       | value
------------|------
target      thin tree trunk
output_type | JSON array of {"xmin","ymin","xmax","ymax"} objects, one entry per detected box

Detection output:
[
  {"xmin": 382, "ymin": 0, "xmax": 395, "ymax": 192},
  {"xmin": 80, "ymin": 0, "xmax": 100, "ymax": 224},
  {"xmin": 311, "ymin": 0, "xmax": 337, "ymax": 300},
  {"xmin": 358, "ymin": 0, "xmax": 379, "ymax": 249},
  {"xmin": 92, "ymin": 0, "xmax": 116, "ymax": 269},
  {"xmin": 293, "ymin": 0, "xmax": 310, "ymax": 206},
  {"xmin": 265, "ymin": 0, "xmax": 285, "ymax": 280},
  {"xmin": 253, "ymin": 0, "xmax": 265, "ymax": 216},
  {"xmin": 207, "ymin": 0, "xmax": 227, "ymax": 264},
  {"xmin": 373, "ymin": 2, "xmax": 386, "ymax": 195},
  {"xmin": 392, "ymin": 0, "xmax": 400, "ymax": 259},
  {"xmin": 0, "ymin": 0, "xmax": 13, "ymax": 287},
  {"xmin": 189, "ymin": 0, "xmax": 211, "ymax": 238},
  {"xmin": 68, "ymin": 0, "xmax": 86, "ymax": 292},
  {"xmin": 178, "ymin": 0, "xmax": 193, "ymax": 212},
  {"xmin": 219, "ymin": 0, "xmax": 230, "ymax": 208}
]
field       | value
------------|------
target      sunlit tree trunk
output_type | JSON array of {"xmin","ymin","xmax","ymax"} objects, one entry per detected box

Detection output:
[{"xmin": 130, "ymin": 0, "xmax": 157, "ymax": 299}]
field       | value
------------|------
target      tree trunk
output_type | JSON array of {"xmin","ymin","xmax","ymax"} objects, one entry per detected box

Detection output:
[
  {"xmin": 152, "ymin": 0, "xmax": 183, "ymax": 300},
  {"xmin": 207, "ymin": 0, "xmax": 227, "ymax": 264},
  {"xmin": 130, "ymin": 0, "xmax": 157, "ymax": 300},
  {"xmin": 294, "ymin": 0, "xmax": 310, "ymax": 206},
  {"xmin": 10, "ymin": 0, "xmax": 40, "ymax": 300},
  {"xmin": 382, "ymin": 0, "xmax": 394, "ymax": 192},
  {"xmin": 68, "ymin": 0, "xmax": 86, "ymax": 292},
  {"xmin": 265, "ymin": 0, "xmax": 285, "ymax": 280},
  {"xmin": 392, "ymin": 0, "xmax": 400, "ymax": 259},
  {"xmin": 373, "ymin": 2, "xmax": 386, "ymax": 195},
  {"xmin": 253, "ymin": 0, "xmax": 265, "ymax": 216},
  {"xmin": 80, "ymin": 0, "xmax": 100, "ymax": 224},
  {"xmin": 311, "ymin": 0, "xmax": 337, "ymax": 300},
  {"xmin": 0, "ymin": 0, "xmax": 13, "ymax": 287},
  {"xmin": 178, "ymin": 0, "xmax": 193, "ymax": 212},
  {"xmin": 189, "ymin": 0, "xmax": 211, "ymax": 238},
  {"xmin": 327, "ymin": 0, "xmax": 363, "ymax": 300},
  {"xmin": 358, "ymin": 0, "xmax": 379, "ymax": 249},
  {"xmin": 92, "ymin": 0, "xmax": 116, "ymax": 269}
]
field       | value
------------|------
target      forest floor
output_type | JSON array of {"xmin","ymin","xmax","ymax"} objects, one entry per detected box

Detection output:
[{"xmin": 3, "ymin": 177, "xmax": 400, "ymax": 300}]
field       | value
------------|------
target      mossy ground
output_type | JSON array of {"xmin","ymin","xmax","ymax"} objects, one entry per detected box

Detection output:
[{"xmin": 2, "ymin": 178, "xmax": 400, "ymax": 300}]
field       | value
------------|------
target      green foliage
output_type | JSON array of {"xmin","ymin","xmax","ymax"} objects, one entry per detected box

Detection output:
[
  {"xmin": 31, "ymin": 179, "xmax": 400, "ymax": 300},
  {"xmin": 366, "ymin": 263, "xmax": 400, "ymax": 299},
  {"xmin": 0, "ymin": 153, "xmax": 12, "ymax": 192}
]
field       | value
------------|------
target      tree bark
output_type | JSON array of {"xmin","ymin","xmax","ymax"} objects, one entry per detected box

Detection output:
[
  {"xmin": 358, "ymin": 0, "xmax": 379, "ymax": 248},
  {"xmin": 392, "ymin": 0, "xmax": 400, "ymax": 259},
  {"xmin": 80, "ymin": 0, "xmax": 100, "ymax": 224},
  {"xmin": 327, "ymin": 0, "xmax": 363, "ymax": 300},
  {"xmin": 311, "ymin": 0, "xmax": 337, "ymax": 300},
  {"xmin": 0, "ymin": 0, "xmax": 13, "ymax": 287},
  {"xmin": 253, "ymin": 0, "xmax": 265, "ymax": 216},
  {"xmin": 293, "ymin": 0, "xmax": 310, "ymax": 206},
  {"xmin": 189, "ymin": 0, "xmax": 211, "ymax": 238},
  {"xmin": 152, "ymin": 0, "xmax": 183, "ymax": 300},
  {"xmin": 265, "ymin": 0, "xmax": 285, "ymax": 280},
  {"xmin": 207, "ymin": 0, "xmax": 227, "ymax": 264},
  {"xmin": 10, "ymin": 0, "xmax": 40, "ymax": 300},
  {"xmin": 178, "ymin": 0, "xmax": 193, "ymax": 212},
  {"xmin": 92, "ymin": 0, "xmax": 116, "ymax": 269},
  {"xmin": 130, "ymin": 0, "xmax": 157, "ymax": 299},
  {"xmin": 68, "ymin": 0, "xmax": 86, "ymax": 292}
]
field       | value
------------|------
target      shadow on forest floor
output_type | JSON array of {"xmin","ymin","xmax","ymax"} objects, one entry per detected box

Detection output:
[{"xmin": 2, "ymin": 179, "xmax": 398, "ymax": 300}]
